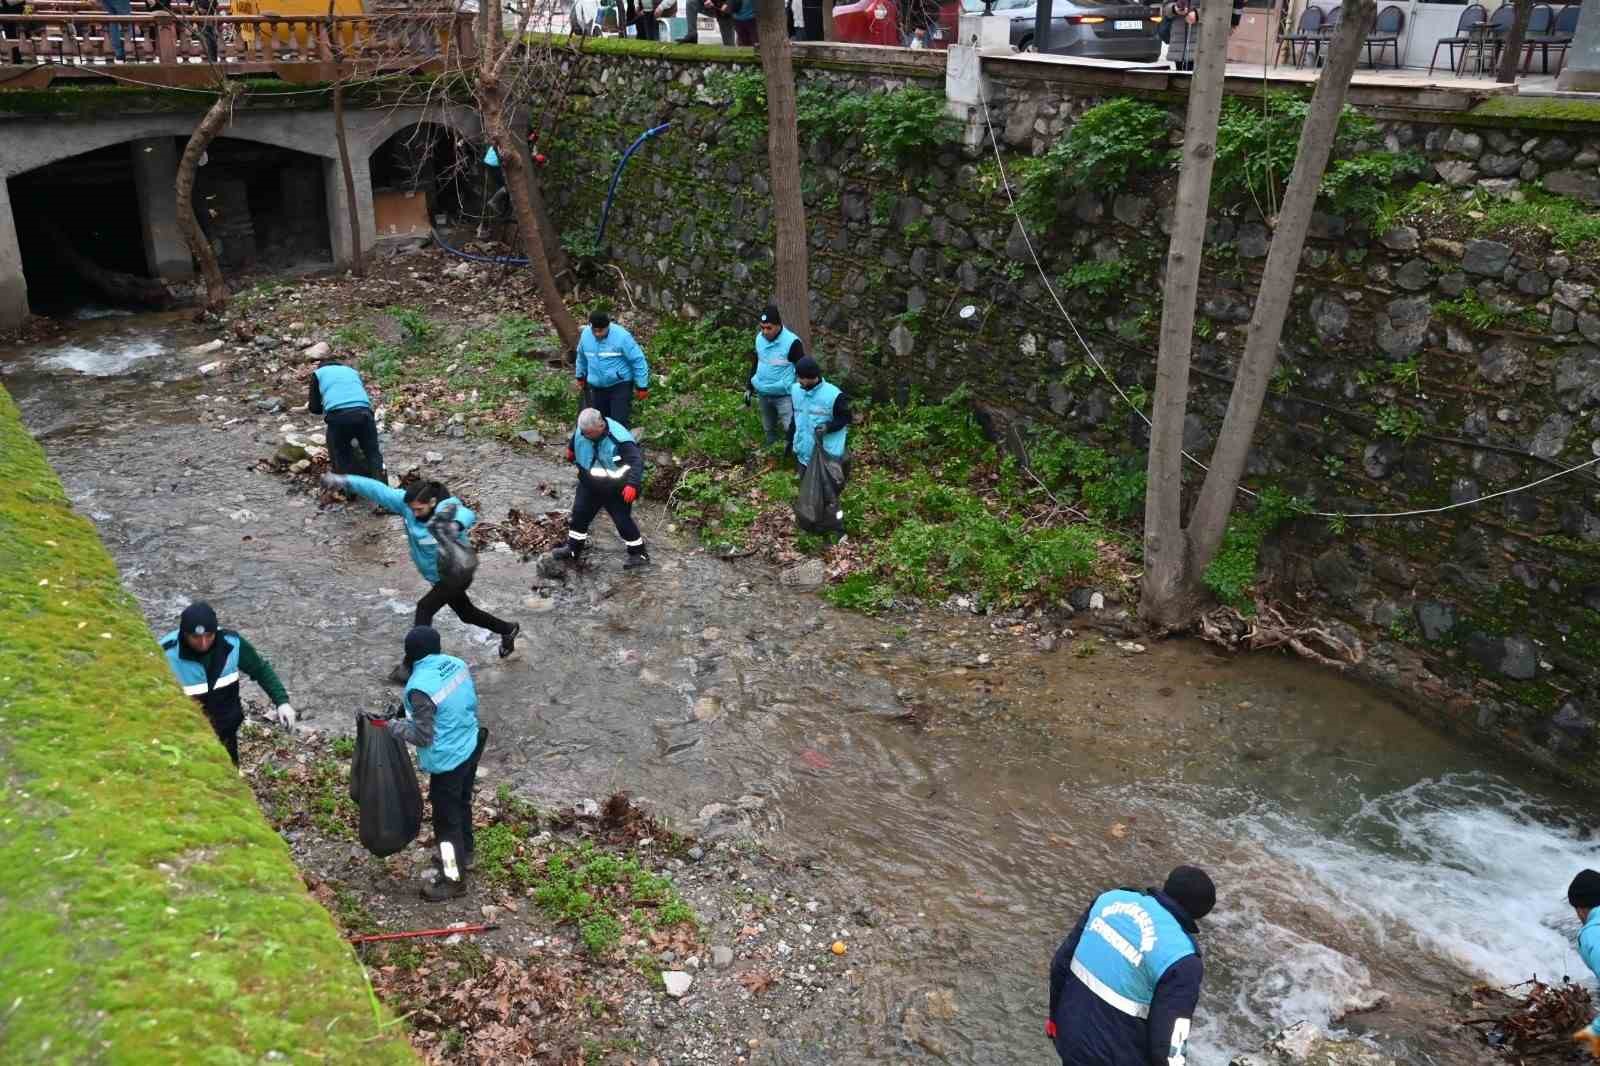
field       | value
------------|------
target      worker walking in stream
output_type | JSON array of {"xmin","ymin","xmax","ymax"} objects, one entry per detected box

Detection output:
[
  {"xmin": 160, "ymin": 601, "xmax": 296, "ymax": 768},
  {"xmin": 551, "ymin": 407, "xmax": 649, "ymax": 571},
  {"xmin": 308, "ymin": 359, "xmax": 384, "ymax": 481},
  {"xmin": 1568, "ymin": 869, "xmax": 1600, "ymax": 1056},
  {"xmin": 320, "ymin": 472, "xmax": 520, "ymax": 678},
  {"xmin": 573, "ymin": 310, "xmax": 649, "ymax": 429},
  {"xmin": 369, "ymin": 626, "xmax": 486, "ymax": 902}
]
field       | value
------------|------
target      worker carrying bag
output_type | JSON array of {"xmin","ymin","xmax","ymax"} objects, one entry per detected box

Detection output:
[
  {"xmin": 351, "ymin": 712, "xmax": 424, "ymax": 857},
  {"xmin": 793, "ymin": 447, "xmax": 846, "ymax": 534}
]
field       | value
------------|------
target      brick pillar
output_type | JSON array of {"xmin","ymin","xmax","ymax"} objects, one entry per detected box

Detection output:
[
  {"xmin": 129, "ymin": 137, "xmax": 194, "ymax": 282},
  {"xmin": 209, "ymin": 177, "xmax": 257, "ymax": 270},
  {"xmin": 324, "ymin": 154, "xmax": 375, "ymax": 269}
]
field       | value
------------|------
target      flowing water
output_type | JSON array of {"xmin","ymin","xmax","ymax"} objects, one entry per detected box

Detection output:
[{"xmin": 5, "ymin": 313, "xmax": 1597, "ymax": 1065}]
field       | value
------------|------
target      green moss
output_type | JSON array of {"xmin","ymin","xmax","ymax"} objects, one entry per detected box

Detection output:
[
  {"xmin": 530, "ymin": 31, "xmax": 754, "ymax": 63},
  {"xmin": 0, "ymin": 74, "xmax": 457, "ymax": 117},
  {"xmin": 1470, "ymin": 95, "xmax": 1600, "ymax": 129},
  {"xmin": 0, "ymin": 386, "xmax": 416, "ymax": 1063}
]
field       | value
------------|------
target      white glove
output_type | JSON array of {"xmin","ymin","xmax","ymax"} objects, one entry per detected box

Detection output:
[
  {"xmin": 320, "ymin": 472, "xmax": 349, "ymax": 491},
  {"xmin": 274, "ymin": 704, "xmax": 297, "ymax": 726}
]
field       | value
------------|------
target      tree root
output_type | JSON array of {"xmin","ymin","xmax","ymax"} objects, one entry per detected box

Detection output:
[{"xmin": 1197, "ymin": 600, "xmax": 1364, "ymax": 670}]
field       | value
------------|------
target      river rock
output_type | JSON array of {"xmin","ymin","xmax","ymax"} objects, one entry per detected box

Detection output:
[
  {"xmin": 1378, "ymin": 226, "xmax": 1418, "ymax": 252},
  {"xmin": 1230, "ymin": 1023, "xmax": 1400, "ymax": 1066},
  {"xmin": 274, "ymin": 443, "xmax": 310, "ymax": 465},
  {"xmin": 1545, "ymin": 168, "xmax": 1600, "ymax": 205},
  {"xmin": 1465, "ymin": 632, "xmax": 1540, "ymax": 680},
  {"xmin": 1555, "ymin": 279, "xmax": 1596, "ymax": 310},
  {"xmin": 1414, "ymin": 600, "xmax": 1456, "ymax": 641},
  {"xmin": 780, "ymin": 559, "xmax": 826, "ymax": 588},
  {"xmin": 1531, "ymin": 412, "xmax": 1575, "ymax": 459},
  {"xmin": 1376, "ymin": 296, "xmax": 1430, "ymax": 359},
  {"xmin": 516, "ymin": 429, "xmax": 544, "ymax": 446},
  {"xmin": 1461, "ymin": 240, "xmax": 1511, "ymax": 276},
  {"xmin": 1310, "ymin": 293, "xmax": 1349, "ymax": 341},
  {"xmin": 710, "ymin": 945, "xmax": 734, "ymax": 969},
  {"xmin": 1444, "ymin": 129, "xmax": 1483, "ymax": 158},
  {"xmin": 1477, "ymin": 342, "xmax": 1528, "ymax": 385},
  {"xmin": 1476, "ymin": 152, "xmax": 1523, "ymax": 178},
  {"xmin": 301, "ymin": 341, "xmax": 331, "ymax": 361},
  {"xmin": 1580, "ymin": 313, "xmax": 1600, "ymax": 344},
  {"xmin": 185, "ymin": 338, "xmax": 224, "ymax": 356},
  {"xmin": 662, "ymin": 971, "xmax": 693, "ymax": 998},
  {"xmin": 1393, "ymin": 259, "xmax": 1432, "ymax": 292}
]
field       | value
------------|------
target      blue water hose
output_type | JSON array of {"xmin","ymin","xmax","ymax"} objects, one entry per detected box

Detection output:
[
  {"xmin": 596, "ymin": 122, "xmax": 671, "ymax": 247},
  {"xmin": 431, "ymin": 227, "xmax": 529, "ymax": 266}
]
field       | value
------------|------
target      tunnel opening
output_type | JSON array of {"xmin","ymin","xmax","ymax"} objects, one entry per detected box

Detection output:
[
  {"xmin": 10, "ymin": 136, "xmax": 333, "ymax": 318},
  {"xmin": 10, "ymin": 142, "xmax": 149, "ymax": 317},
  {"xmin": 370, "ymin": 122, "xmax": 482, "ymax": 234}
]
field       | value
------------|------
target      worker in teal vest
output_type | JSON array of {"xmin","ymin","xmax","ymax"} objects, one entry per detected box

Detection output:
[
  {"xmin": 747, "ymin": 304, "xmax": 805, "ymax": 448},
  {"xmin": 370, "ymin": 626, "xmax": 486, "ymax": 902},
  {"xmin": 573, "ymin": 310, "xmax": 650, "ymax": 429},
  {"xmin": 308, "ymin": 361, "xmax": 384, "ymax": 480},
  {"xmin": 321, "ymin": 473, "xmax": 520, "ymax": 679},
  {"xmin": 159, "ymin": 601, "xmax": 295, "ymax": 768},
  {"xmin": 789, "ymin": 356, "xmax": 852, "ymax": 476},
  {"xmin": 552, "ymin": 407, "xmax": 649, "ymax": 570},
  {"xmin": 1569, "ymin": 870, "xmax": 1600, "ymax": 1056},
  {"xmin": 1047, "ymin": 866, "xmax": 1214, "ymax": 1066}
]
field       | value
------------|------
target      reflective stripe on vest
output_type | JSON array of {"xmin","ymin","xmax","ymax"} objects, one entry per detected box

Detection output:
[
  {"xmin": 751, "ymin": 327, "xmax": 798, "ymax": 395},
  {"xmin": 162, "ymin": 630, "xmax": 241, "ymax": 697},
  {"xmin": 1067, "ymin": 890, "xmax": 1196, "ymax": 1020},
  {"xmin": 572, "ymin": 418, "xmax": 635, "ymax": 481},
  {"xmin": 313, "ymin": 365, "xmax": 371, "ymax": 412},
  {"xmin": 404, "ymin": 654, "xmax": 480, "ymax": 775}
]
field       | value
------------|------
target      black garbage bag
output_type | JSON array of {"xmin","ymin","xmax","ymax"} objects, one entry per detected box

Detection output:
[
  {"xmin": 794, "ymin": 446, "xmax": 846, "ymax": 534},
  {"xmin": 351, "ymin": 713, "xmax": 423, "ymax": 857}
]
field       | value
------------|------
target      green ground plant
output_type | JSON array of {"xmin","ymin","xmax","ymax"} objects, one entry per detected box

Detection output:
[
  {"xmin": 0, "ymin": 387, "xmax": 416, "ymax": 1063},
  {"xmin": 1015, "ymin": 98, "xmax": 1171, "ymax": 229},
  {"xmin": 1202, "ymin": 487, "xmax": 1307, "ymax": 610}
]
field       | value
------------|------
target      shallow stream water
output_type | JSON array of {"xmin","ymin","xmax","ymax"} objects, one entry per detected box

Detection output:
[{"xmin": 5, "ymin": 312, "xmax": 1596, "ymax": 1064}]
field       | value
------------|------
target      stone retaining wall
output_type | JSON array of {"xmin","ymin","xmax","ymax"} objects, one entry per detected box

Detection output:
[{"xmin": 542, "ymin": 42, "xmax": 1600, "ymax": 783}]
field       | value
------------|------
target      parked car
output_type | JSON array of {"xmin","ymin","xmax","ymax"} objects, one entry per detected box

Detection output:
[{"xmin": 964, "ymin": 0, "xmax": 1161, "ymax": 59}]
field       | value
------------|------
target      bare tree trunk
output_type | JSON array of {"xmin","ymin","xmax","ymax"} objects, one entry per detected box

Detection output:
[
  {"xmin": 1139, "ymin": 0, "xmax": 1232, "ymax": 631},
  {"xmin": 484, "ymin": 82, "xmax": 580, "ymax": 349},
  {"xmin": 523, "ymin": 151, "xmax": 572, "ymax": 286},
  {"xmin": 756, "ymin": 0, "xmax": 812, "ymax": 346},
  {"xmin": 1185, "ymin": 0, "xmax": 1374, "ymax": 573},
  {"xmin": 176, "ymin": 87, "xmax": 237, "ymax": 314},
  {"xmin": 1497, "ymin": 0, "xmax": 1533, "ymax": 83},
  {"xmin": 328, "ymin": 1, "xmax": 364, "ymax": 277}
]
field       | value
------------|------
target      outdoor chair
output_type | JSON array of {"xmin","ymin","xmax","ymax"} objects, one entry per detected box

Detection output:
[
  {"xmin": 1276, "ymin": 3, "xmax": 1325, "ymax": 66},
  {"xmin": 1363, "ymin": 3, "xmax": 1404, "ymax": 68},
  {"xmin": 1426, "ymin": 2, "xmax": 1486, "ymax": 75},
  {"xmin": 1307, "ymin": 3, "xmax": 1342, "ymax": 65},
  {"xmin": 1462, "ymin": 3, "xmax": 1516, "ymax": 75},
  {"xmin": 1523, "ymin": 2, "xmax": 1578, "ymax": 73}
]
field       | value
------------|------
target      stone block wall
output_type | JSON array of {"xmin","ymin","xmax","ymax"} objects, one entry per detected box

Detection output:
[{"xmin": 541, "ymin": 44, "xmax": 1600, "ymax": 782}]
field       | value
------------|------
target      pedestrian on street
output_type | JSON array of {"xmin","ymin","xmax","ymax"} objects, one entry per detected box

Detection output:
[
  {"xmin": 160, "ymin": 601, "xmax": 296, "ymax": 768},
  {"xmin": 551, "ymin": 407, "xmax": 650, "ymax": 570},
  {"xmin": 573, "ymin": 310, "xmax": 649, "ymax": 429},
  {"xmin": 731, "ymin": 0, "xmax": 757, "ymax": 44},
  {"xmin": 319, "ymin": 473, "xmax": 520, "ymax": 678},
  {"xmin": 685, "ymin": 0, "xmax": 735, "ymax": 43},
  {"xmin": 790, "ymin": 355, "xmax": 851, "ymax": 478},
  {"xmin": 100, "ymin": 0, "xmax": 132, "ymax": 60},
  {"xmin": 1046, "ymin": 865, "xmax": 1215, "ymax": 1066},
  {"xmin": 1567, "ymin": 870, "xmax": 1600, "ymax": 1056},
  {"xmin": 747, "ymin": 304, "xmax": 803, "ymax": 449},
  {"xmin": 308, "ymin": 360, "xmax": 384, "ymax": 481},
  {"xmin": 370, "ymin": 626, "xmax": 486, "ymax": 902}
]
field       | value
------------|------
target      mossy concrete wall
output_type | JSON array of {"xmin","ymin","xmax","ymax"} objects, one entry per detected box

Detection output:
[
  {"xmin": 0, "ymin": 385, "xmax": 416, "ymax": 1063},
  {"xmin": 542, "ymin": 42, "xmax": 1600, "ymax": 784}
]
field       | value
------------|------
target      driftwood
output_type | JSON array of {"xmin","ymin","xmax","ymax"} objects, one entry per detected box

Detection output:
[
  {"xmin": 1197, "ymin": 600, "xmax": 1365, "ymax": 670},
  {"xmin": 38, "ymin": 218, "xmax": 174, "ymax": 309}
]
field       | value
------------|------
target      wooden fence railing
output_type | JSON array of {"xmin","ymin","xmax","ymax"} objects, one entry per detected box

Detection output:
[{"xmin": 0, "ymin": 12, "xmax": 476, "ymax": 67}]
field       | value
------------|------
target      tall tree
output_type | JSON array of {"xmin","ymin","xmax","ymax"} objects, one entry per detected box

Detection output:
[
  {"xmin": 1141, "ymin": 0, "xmax": 1376, "ymax": 629},
  {"xmin": 473, "ymin": 0, "xmax": 581, "ymax": 349},
  {"xmin": 756, "ymin": 0, "xmax": 812, "ymax": 345},
  {"xmin": 1496, "ymin": 0, "xmax": 1533, "ymax": 83},
  {"xmin": 328, "ymin": 0, "xmax": 364, "ymax": 277},
  {"xmin": 175, "ymin": 84, "xmax": 239, "ymax": 314}
]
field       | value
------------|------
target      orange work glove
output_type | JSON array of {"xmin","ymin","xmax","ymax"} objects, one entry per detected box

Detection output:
[
  {"xmin": 621, "ymin": 485, "xmax": 638, "ymax": 504},
  {"xmin": 1574, "ymin": 1027, "xmax": 1600, "ymax": 1059}
]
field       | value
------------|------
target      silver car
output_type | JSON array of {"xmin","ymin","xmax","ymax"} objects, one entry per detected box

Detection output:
[{"xmin": 973, "ymin": 0, "xmax": 1161, "ymax": 59}]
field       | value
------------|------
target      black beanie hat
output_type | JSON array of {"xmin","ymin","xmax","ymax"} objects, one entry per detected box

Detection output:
[
  {"xmin": 760, "ymin": 304, "xmax": 781, "ymax": 326},
  {"xmin": 404, "ymin": 625, "xmax": 442, "ymax": 664},
  {"xmin": 179, "ymin": 601, "xmax": 219, "ymax": 638},
  {"xmin": 589, "ymin": 310, "xmax": 610, "ymax": 330},
  {"xmin": 794, "ymin": 356, "xmax": 821, "ymax": 380},
  {"xmin": 1163, "ymin": 865, "xmax": 1217, "ymax": 921},
  {"xmin": 1569, "ymin": 869, "xmax": 1600, "ymax": 908}
]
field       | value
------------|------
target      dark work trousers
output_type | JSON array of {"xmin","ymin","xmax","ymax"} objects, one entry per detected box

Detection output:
[
  {"xmin": 585, "ymin": 381, "xmax": 634, "ymax": 429},
  {"xmin": 325, "ymin": 406, "xmax": 384, "ymax": 478},
  {"xmin": 571, "ymin": 480, "xmax": 643, "ymax": 545},
  {"xmin": 207, "ymin": 714, "xmax": 241, "ymax": 767},
  {"xmin": 413, "ymin": 574, "xmax": 514, "ymax": 640},
  {"xmin": 428, "ymin": 726, "xmax": 487, "ymax": 873}
]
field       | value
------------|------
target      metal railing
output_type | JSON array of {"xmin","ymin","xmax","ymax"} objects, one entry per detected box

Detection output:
[{"xmin": 0, "ymin": 11, "xmax": 476, "ymax": 67}]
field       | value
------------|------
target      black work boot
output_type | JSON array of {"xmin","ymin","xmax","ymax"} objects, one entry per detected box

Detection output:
[
  {"xmin": 422, "ymin": 874, "xmax": 466, "ymax": 902},
  {"xmin": 551, "ymin": 538, "xmax": 585, "ymax": 562},
  {"xmin": 430, "ymin": 850, "xmax": 476, "ymax": 875},
  {"xmin": 623, "ymin": 546, "xmax": 651, "ymax": 570},
  {"xmin": 499, "ymin": 622, "xmax": 521, "ymax": 659}
]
